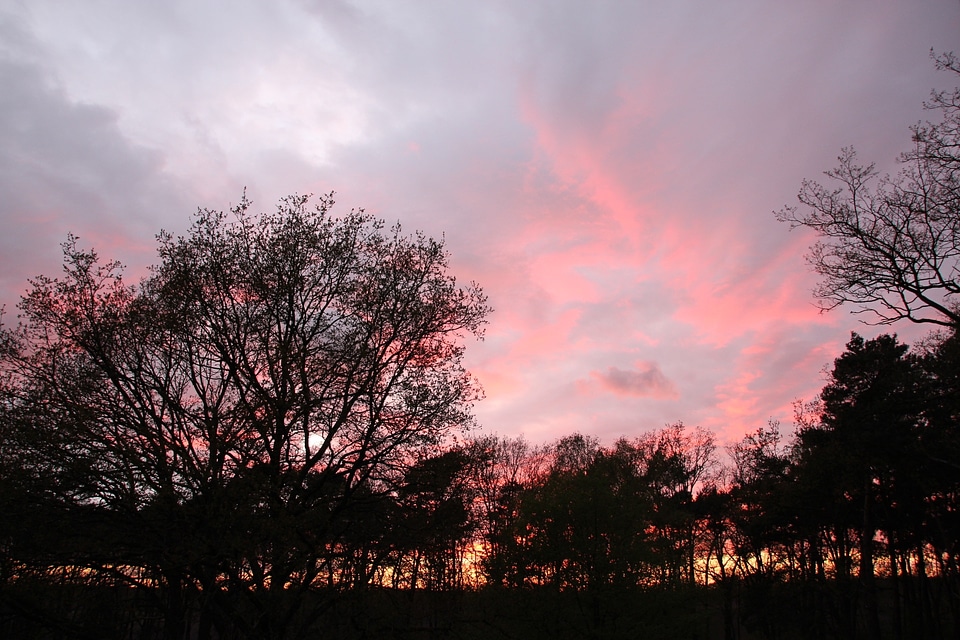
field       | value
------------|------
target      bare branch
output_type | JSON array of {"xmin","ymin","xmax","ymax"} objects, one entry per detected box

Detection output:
[{"xmin": 776, "ymin": 62, "xmax": 960, "ymax": 329}]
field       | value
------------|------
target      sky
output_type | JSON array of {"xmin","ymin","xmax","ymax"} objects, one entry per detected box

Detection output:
[{"xmin": 1, "ymin": 1, "xmax": 959, "ymax": 447}]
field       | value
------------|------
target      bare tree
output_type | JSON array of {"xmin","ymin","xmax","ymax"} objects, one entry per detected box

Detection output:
[
  {"xmin": 777, "ymin": 53, "xmax": 960, "ymax": 328},
  {"xmin": 1, "ymin": 192, "xmax": 490, "ymax": 639}
]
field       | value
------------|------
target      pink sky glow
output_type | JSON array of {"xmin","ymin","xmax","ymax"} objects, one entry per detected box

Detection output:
[{"xmin": 1, "ymin": 1, "xmax": 958, "ymax": 447}]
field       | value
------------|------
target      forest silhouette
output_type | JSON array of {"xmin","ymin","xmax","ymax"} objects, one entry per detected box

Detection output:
[{"xmin": 1, "ymin": 55, "xmax": 959, "ymax": 640}]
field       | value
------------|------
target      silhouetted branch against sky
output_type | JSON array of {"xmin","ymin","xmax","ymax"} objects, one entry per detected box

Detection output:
[{"xmin": 777, "ymin": 53, "xmax": 960, "ymax": 330}]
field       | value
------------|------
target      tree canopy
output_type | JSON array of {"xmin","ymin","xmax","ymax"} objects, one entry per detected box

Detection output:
[{"xmin": 0, "ymin": 192, "xmax": 489, "ymax": 639}]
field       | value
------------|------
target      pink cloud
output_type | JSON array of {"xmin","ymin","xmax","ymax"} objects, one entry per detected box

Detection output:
[{"xmin": 664, "ymin": 232, "xmax": 833, "ymax": 348}]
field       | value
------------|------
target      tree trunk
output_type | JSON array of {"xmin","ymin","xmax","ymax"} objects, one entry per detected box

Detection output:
[{"xmin": 860, "ymin": 479, "xmax": 882, "ymax": 640}]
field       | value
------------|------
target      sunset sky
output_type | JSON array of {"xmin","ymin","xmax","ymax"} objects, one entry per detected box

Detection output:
[{"xmin": 2, "ymin": 1, "xmax": 959, "ymax": 446}]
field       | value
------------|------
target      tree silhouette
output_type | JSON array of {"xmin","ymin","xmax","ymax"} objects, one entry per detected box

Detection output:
[
  {"xmin": 0, "ymin": 193, "xmax": 489, "ymax": 639},
  {"xmin": 792, "ymin": 333, "xmax": 923, "ymax": 640},
  {"xmin": 777, "ymin": 53, "xmax": 960, "ymax": 328}
]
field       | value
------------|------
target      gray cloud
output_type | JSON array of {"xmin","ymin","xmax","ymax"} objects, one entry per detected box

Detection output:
[
  {"xmin": 0, "ymin": 13, "xmax": 193, "ymax": 310},
  {"xmin": 590, "ymin": 364, "xmax": 678, "ymax": 400}
]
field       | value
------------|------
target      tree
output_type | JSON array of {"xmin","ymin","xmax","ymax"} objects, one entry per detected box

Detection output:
[
  {"xmin": 727, "ymin": 423, "xmax": 795, "ymax": 583},
  {"xmin": 793, "ymin": 333, "xmax": 924, "ymax": 640},
  {"xmin": 389, "ymin": 447, "xmax": 480, "ymax": 591},
  {"xmin": 0, "ymin": 192, "xmax": 489, "ymax": 639},
  {"xmin": 635, "ymin": 423, "xmax": 717, "ymax": 587},
  {"xmin": 466, "ymin": 434, "xmax": 550, "ymax": 587},
  {"xmin": 777, "ymin": 53, "xmax": 960, "ymax": 328},
  {"xmin": 915, "ymin": 328, "xmax": 960, "ymax": 635}
]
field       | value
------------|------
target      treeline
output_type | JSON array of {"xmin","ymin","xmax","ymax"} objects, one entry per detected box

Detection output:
[
  {"xmin": 334, "ymin": 332, "xmax": 960, "ymax": 639},
  {"xmin": 463, "ymin": 331, "xmax": 960, "ymax": 640},
  {"xmin": 2, "ymin": 325, "xmax": 959, "ymax": 639}
]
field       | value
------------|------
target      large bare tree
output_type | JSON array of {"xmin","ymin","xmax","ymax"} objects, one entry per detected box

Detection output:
[{"xmin": 0, "ymin": 192, "xmax": 489, "ymax": 639}]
